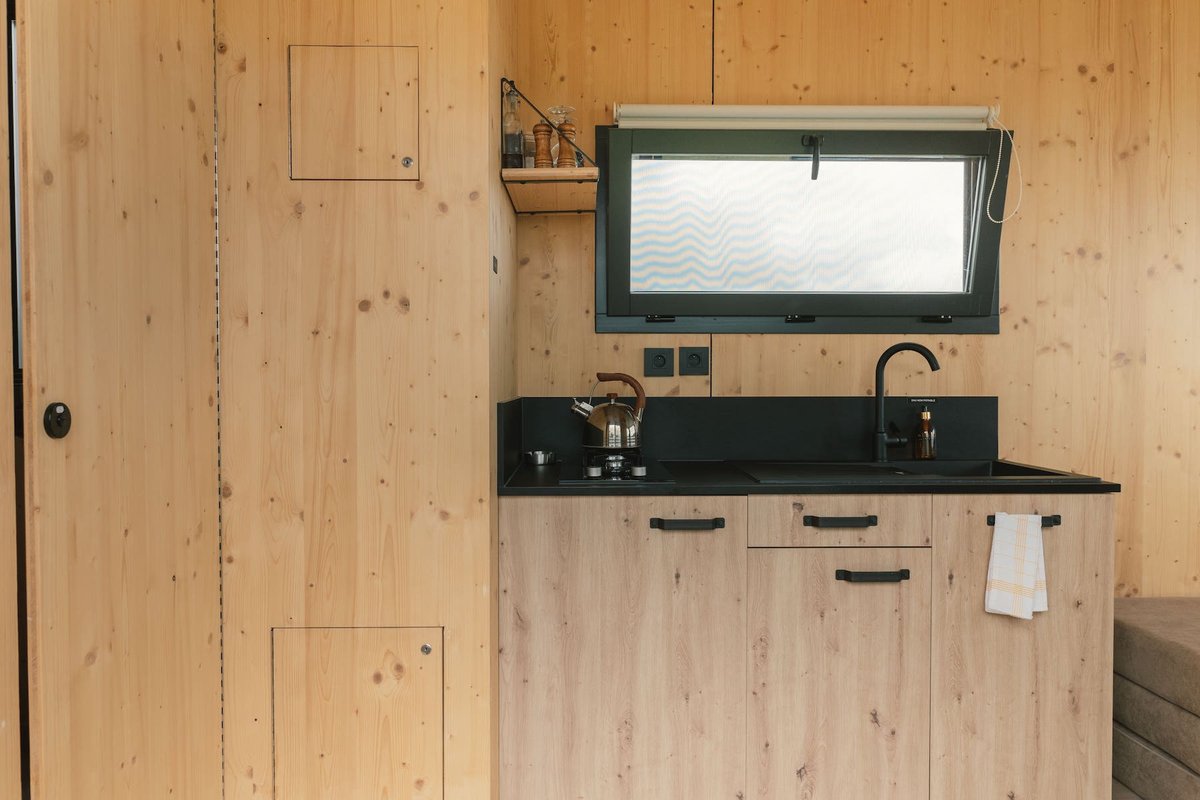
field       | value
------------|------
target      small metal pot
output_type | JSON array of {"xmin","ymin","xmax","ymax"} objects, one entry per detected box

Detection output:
[{"xmin": 524, "ymin": 450, "xmax": 556, "ymax": 465}]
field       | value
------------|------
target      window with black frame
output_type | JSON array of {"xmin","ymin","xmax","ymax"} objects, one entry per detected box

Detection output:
[{"xmin": 595, "ymin": 125, "xmax": 1014, "ymax": 333}]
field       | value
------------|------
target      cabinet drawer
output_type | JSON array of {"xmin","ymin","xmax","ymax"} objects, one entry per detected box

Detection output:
[{"xmin": 749, "ymin": 494, "xmax": 931, "ymax": 547}]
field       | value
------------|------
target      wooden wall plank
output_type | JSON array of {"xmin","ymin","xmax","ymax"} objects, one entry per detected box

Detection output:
[
  {"xmin": 16, "ymin": 0, "xmax": 221, "ymax": 796},
  {"xmin": 510, "ymin": 0, "xmax": 714, "ymax": 397},
  {"xmin": 0, "ymin": 17, "xmax": 20, "ymax": 796},
  {"xmin": 515, "ymin": 216, "xmax": 711, "ymax": 395},
  {"xmin": 491, "ymin": 0, "xmax": 519, "ymax": 404},
  {"xmin": 217, "ymin": 1, "xmax": 496, "ymax": 797},
  {"xmin": 489, "ymin": 2, "xmax": 519, "ymax": 792}
]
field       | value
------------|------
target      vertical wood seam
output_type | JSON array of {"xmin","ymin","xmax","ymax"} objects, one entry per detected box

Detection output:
[
  {"xmin": 211, "ymin": 2, "xmax": 225, "ymax": 796},
  {"xmin": 710, "ymin": 0, "xmax": 716, "ymax": 105}
]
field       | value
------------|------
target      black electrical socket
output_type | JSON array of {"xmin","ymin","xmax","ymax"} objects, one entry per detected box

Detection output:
[
  {"xmin": 643, "ymin": 347, "xmax": 674, "ymax": 377},
  {"xmin": 679, "ymin": 346, "xmax": 710, "ymax": 376}
]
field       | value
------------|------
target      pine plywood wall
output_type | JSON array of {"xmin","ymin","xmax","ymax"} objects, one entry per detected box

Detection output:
[
  {"xmin": 510, "ymin": 0, "xmax": 1200, "ymax": 597},
  {"xmin": 217, "ymin": 0, "xmax": 498, "ymax": 796},
  {"xmin": 512, "ymin": 0, "xmax": 714, "ymax": 397}
]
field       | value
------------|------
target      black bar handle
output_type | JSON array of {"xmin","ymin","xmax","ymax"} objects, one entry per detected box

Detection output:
[
  {"xmin": 986, "ymin": 514, "xmax": 1061, "ymax": 528},
  {"xmin": 649, "ymin": 517, "xmax": 725, "ymax": 531},
  {"xmin": 803, "ymin": 514, "xmax": 878, "ymax": 529},
  {"xmin": 835, "ymin": 569, "xmax": 910, "ymax": 583}
]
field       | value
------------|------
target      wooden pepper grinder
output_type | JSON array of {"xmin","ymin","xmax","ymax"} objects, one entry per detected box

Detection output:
[
  {"xmin": 532, "ymin": 121, "xmax": 554, "ymax": 168},
  {"xmin": 556, "ymin": 121, "xmax": 577, "ymax": 168}
]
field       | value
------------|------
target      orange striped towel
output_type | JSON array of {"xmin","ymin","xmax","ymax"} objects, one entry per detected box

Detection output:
[{"xmin": 984, "ymin": 513, "xmax": 1048, "ymax": 619}]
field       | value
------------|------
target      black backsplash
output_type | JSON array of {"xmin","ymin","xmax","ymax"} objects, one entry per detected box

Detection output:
[{"xmin": 498, "ymin": 396, "xmax": 998, "ymax": 483}]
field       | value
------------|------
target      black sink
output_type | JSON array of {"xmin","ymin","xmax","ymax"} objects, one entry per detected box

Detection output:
[
  {"xmin": 887, "ymin": 459, "xmax": 1079, "ymax": 479},
  {"xmin": 735, "ymin": 461, "xmax": 911, "ymax": 483}
]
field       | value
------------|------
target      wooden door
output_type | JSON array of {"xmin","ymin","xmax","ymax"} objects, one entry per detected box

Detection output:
[
  {"xmin": 748, "ymin": 547, "xmax": 932, "ymax": 800},
  {"xmin": 500, "ymin": 496, "xmax": 748, "ymax": 800},
  {"xmin": 930, "ymin": 494, "xmax": 1114, "ymax": 799},
  {"xmin": 15, "ymin": 1, "xmax": 220, "ymax": 797}
]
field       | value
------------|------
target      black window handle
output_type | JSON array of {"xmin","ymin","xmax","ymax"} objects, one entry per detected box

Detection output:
[
  {"xmin": 649, "ymin": 517, "xmax": 725, "ymax": 531},
  {"xmin": 802, "ymin": 514, "xmax": 878, "ymax": 529},
  {"xmin": 986, "ymin": 514, "xmax": 1061, "ymax": 528},
  {"xmin": 802, "ymin": 134, "xmax": 823, "ymax": 180},
  {"xmin": 835, "ymin": 569, "xmax": 910, "ymax": 583}
]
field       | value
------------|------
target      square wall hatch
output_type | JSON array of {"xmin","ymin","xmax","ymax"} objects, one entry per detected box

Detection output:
[
  {"xmin": 289, "ymin": 45, "xmax": 420, "ymax": 180},
  {"xmin": 273, "ymin": 627, "xmax": 443, "ymax": 799}
]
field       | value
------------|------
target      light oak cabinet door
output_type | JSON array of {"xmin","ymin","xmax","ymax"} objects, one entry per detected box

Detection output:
[
  {"xmin": 749, "ymin": 547, "xmax": 932, "ymax": 800},
  {"xmin": 930, "ymin": 494, "xmax": 1114, "ymax": 800},
  {"xmin": 500, "ymin": 496, "xmax": 747, "ymax": 800}
]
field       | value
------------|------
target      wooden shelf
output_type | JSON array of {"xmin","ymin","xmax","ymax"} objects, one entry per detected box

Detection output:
[{"xmin": 501, "ymin": 167, "xmax": 598, "ymax": 215}]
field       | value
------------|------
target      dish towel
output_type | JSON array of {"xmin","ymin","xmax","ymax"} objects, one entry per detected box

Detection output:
[{"xmin": 984, "ymin": 512, "xmax": 1048, "ymax": 620}]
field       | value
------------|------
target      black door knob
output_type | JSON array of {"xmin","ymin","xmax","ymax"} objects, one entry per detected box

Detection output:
[{"xmin": 43, "ymin": 402, "xmax": 71, "ymax": 439}]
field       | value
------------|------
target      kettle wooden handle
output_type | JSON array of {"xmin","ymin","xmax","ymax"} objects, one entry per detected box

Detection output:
[{"xmin": 595, "ymin": 372, "xmax": 646, "ymax": 418}]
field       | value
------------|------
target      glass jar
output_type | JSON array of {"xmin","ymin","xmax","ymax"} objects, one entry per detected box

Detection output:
[
  {"xmin": 546, "ymin": 104, "xmax": 576, "ymax": 166},
  {"xmin": 502, "ymin": 90, "xmax": 524, "ymax": 169}
]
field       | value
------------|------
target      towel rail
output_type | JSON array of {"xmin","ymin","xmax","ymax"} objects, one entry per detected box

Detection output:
[{"xmin": 986, "ymin": 514, "xmax": 1061, "ymax": 527}]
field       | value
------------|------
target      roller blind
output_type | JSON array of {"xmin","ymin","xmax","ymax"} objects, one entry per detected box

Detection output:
[{"xmin": 613, "ymin": 104, "xmax": 994, "ymax": 131}]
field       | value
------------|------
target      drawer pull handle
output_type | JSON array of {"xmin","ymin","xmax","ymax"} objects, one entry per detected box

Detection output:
[
  {"xmin": 835, "ymin": 569, "xmax": 910, "ymax": 583},
  {"xmin": 649, "ymin": 517, "xmax": 725, "ymax": 531},
  {"xmin": 985, "ymin": 514, "xmax": 1061, "ymax": 528},
  {"xmin": 803, "ymin": 514, "xmax": 878, "ymax": 529}
]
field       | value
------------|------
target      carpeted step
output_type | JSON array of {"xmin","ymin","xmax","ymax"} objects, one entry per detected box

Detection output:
[
  {"xmin": 1115, "ymin": 673, "xmax": 1200, "ymax": 774},
  {"xmin": 1115, "ymin": 598, "xmax": 1200, "ymax": 718},
  {"xmin": 1113, "ymin": 722, "xmax": 1200, "ymax": 800}
]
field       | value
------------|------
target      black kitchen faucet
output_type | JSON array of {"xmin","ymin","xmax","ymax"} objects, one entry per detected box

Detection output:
[{"xmin": 874, "ymin": 342, "xmax": 941, "ymax": 462}]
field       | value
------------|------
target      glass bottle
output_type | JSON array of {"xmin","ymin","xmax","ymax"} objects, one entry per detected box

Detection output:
[
  {"xmin": 546, "ymin": 104, "xmax": 576, "ymax": 167},
  {"xmin": 502, "ymin": 90, "xmax": 525, "ymax": 169},
  {"xmin": 913, "ymin": 406, "xmax": 937, "ymax": 460}
]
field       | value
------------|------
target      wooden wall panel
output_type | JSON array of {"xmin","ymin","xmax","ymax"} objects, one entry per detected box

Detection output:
[
  {"xmin": 217, "ymin": 1, "xmax": 495, "ymax": 798},
  {"xmin": 489, "ymin": 4, "xmax": 519, "ymax": 790},
  {"xmin": 16, "ymin": 0, "xmax": 221, "ymax": 796},
  {"xmin": 511, "ymin": 0, "xmax": 714, "ymax": 397},
  {"xmin": 0, "ymin": 19, "xmax": 19, "ymax": 796},
  {"xmin": 515, "ymin": 216, "xmax": 711, "ymax": 395},
  {"xmin": 711, "ymin": 0, "xmax": 1198, "ymax": 597},
  {"xmin": 491, "ymin": 0, "xmax": 519, "ymax": 407}
]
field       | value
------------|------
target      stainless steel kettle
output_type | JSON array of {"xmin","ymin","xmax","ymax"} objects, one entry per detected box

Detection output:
[{"xmin": 570, "ymin": 372, "xmax": 647, "ymax": 449}]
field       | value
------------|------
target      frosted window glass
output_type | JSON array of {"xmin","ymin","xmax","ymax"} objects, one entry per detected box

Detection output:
[{"xmin": 628, "ymin": 158, "xmax": 972, "ymax": 294}]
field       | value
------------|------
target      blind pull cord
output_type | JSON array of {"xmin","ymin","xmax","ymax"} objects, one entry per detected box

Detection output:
[{"xmin": 986, "ymin": 106, "xmax": 1023, "ymax": 224}]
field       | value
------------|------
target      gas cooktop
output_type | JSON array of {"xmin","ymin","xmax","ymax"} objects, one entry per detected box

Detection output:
[{"xmin": 556, "ymin": 452, "xmax": 676, "ymax": 486}]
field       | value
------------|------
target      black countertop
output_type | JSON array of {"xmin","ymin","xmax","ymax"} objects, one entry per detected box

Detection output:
[
  {"xmin": 501, "ymin": 458, "xmax": 1119, "ymax": 496},
  {"xmin": 497, "ymin": 396, "xmax": 1121, "ymax": 497}
]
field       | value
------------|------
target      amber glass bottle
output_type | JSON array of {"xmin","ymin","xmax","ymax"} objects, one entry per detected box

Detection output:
[{"xmin": 914, "ymin": 406, "xmax": 937, "ymax": 460}]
